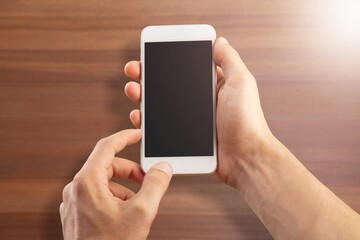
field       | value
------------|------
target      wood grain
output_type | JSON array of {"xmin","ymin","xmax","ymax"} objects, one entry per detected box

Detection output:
[{"xmin": 0, "ymin": 0, "xmax": 359, "ymax": 239}]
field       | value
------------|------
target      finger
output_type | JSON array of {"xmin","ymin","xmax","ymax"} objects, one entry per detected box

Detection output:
[
  {"xmin": 216, "ymin": 66, "xmax": 225, "ymax": 93},
  {"xmin": 136, "ymin": 162, "xmax": 173, "ymax": 209},
  {"xmin": 108, "ymin": 157, "xmax": 144, "ymax": 184},
  {"xmin": 83, "ymin": 129, "xmax": 142, "ymax": 176},
  {"xmin": 124, "ymin": 61, "xmax": 141, "ymax": 81},
  {"xmin": 217, "ymin": 66, "xmax": 224, "ymax": 84},
  {"xmin": 130, "ymin": 109, "xmax": 141, "ymax": 129},
  {"xmin": 124, "ymin": 81, "xmax": 141, "ymax": 104},
  {"xmin": 109, "ymin": 181, "xmax": 135, "ymax": 200},
  {"xmin": 213, "ymin": 37, "xmax": 253, "ymax": 87}
]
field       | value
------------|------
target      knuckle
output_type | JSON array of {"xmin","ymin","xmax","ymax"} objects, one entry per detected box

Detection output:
[
  {"xmin": 146, "ymin": 172, "xmax": 165, "ymax": 187},
  {"xmin": 95, "ymin": 137, "xmax": 111, "ymax": 149},
  {"xmin": 71, "ymin": 174, "xmax": 90, "ymax": 196},
  {"xmin": 230, "ymin": 73, "xmax": 255, "ymax": 88},
  {"xmin": 131, "ymin": 201, "xmax": 155, "ymax": 221},
  {"xmin": 59, "ymin": 202, "xmax": 64, "ymax": 214},
  {"xmin": 132, "ymin": 201, "xmax": 149, "ymax": 216},
  {"xmin": 61, "ymin": 182, "xmax": 71, "ymax": 201}
]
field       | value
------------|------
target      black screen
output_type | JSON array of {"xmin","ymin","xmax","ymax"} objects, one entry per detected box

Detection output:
[{"xmin": 145, "ymin": 41, "xmax": 214, "ymax": 157}]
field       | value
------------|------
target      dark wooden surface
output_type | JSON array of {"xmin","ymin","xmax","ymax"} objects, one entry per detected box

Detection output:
[{"xmin": 1, "ymin": 1, "xmax": 360, "ymax": 239}]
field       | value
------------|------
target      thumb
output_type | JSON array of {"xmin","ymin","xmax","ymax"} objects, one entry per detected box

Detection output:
[
  {"xmin": 137, "ymin": 162, "xmax": 173, "ymax": 209},
  {"xmin": 214, "ymin": 37, "xmax": 253, "ymax": 87}
]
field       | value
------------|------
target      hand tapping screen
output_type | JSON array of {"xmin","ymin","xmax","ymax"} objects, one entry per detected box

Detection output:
[{"xmin": 144, "ymin": 41, "xmax": 214, "ymax": 157}]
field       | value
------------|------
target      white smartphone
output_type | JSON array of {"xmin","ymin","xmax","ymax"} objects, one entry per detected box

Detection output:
[{"xmin": 140, "ymin": 24, "xmax": 217, "ymax": 174}]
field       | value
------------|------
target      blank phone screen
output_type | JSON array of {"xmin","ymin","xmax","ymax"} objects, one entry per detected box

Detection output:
[{"xmin": 144, "ymin": 41, "xmax": 214, "ymax": 157}]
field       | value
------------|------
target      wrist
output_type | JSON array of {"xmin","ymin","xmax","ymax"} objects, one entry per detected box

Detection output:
[{"xmin": 231, "ymin": 134, "xmax": 289, "ymax": 198}]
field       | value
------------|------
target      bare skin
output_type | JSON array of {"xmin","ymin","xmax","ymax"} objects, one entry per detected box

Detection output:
[
  {"xmin": 60, "ymin": 129, "xmax": 173, "ymax": 240},
  {"xmin": 60, "ymin": 37, "xmax": 360, "ymax": 240}
]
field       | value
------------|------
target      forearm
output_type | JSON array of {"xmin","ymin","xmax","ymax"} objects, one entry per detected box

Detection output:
[{"xmin": 234, "ymin": 136, "xmax": 360, "ymax": 240}]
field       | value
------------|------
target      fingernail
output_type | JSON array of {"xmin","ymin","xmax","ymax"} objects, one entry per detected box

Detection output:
[
  {"xmin": 153, "ymin": 162, "xmax": 173, "ymax": 177},
  {"xmin": 218, "ymin": 37, "xmax": 229, "ymax": 45}
]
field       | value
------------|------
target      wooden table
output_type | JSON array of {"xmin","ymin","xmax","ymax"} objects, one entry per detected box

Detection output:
[{"xmin": 1, "ymin": 1, "xmax": 359, "ymax": 239}]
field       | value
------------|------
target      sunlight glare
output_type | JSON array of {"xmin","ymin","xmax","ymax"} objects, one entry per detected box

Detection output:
[{"xmin": 326, "ymin": 0, "xmax": 360, "ymax": 39}]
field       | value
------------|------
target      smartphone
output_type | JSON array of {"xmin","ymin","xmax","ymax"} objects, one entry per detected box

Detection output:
[{"xmin": 140, "ymin": 24, "xmax": 217, "ymax": 174}]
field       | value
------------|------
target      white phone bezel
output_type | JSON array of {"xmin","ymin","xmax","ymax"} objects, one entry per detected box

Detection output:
[{"xmin": 140, "ymin": 24, "xmax": 217, "ymax": 174}]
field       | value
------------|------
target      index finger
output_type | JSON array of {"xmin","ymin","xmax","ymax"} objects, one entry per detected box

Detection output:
[{"xmin": 82, "ymin": 129, "xmax": 142, "ymax": 175}]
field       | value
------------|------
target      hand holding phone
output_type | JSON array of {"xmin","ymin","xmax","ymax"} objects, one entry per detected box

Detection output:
[{"xmin": 125, "ymin": 26, "xmax": 271, "ymax": 182}]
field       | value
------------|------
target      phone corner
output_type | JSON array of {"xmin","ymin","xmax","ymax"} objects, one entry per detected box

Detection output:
[
  {"xmin": 209, "ymin": 158, "xmax": 218, "ymax": 174},
  {"xmin": 201, "ymin": 156, "xmax": 218, "ymax": 175},
  {"xmin": 203, "ymin": 24, "xmax": 216, "ymax": 39},
  {"xmin": 140, "ymin": 26, "xmax": 153, "ymax": 40},
  {"xmin": 140, "ymin": 160, "xmax": 149, "ymax": 174}
]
